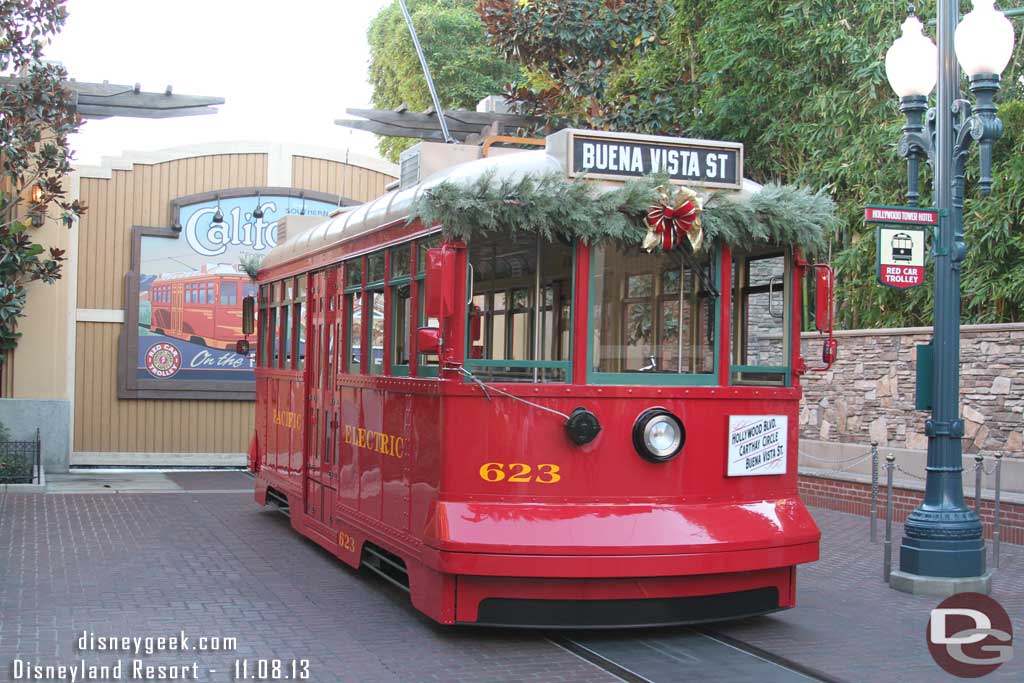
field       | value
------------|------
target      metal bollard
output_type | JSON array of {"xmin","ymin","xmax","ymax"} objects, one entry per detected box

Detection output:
[
  {"xmin": 884, "ymin": 454, "xmax": 895, "ymax": 583},
  {"xmin": 974, "ymin": 455, "xmax": 984, "ymax": 516},
  {"xmin": 993, "ymin": 454, "xmax": 1002, "ymax": 570},
  {"xmin": 870, "ymin": 442, "xmax": 879, "ymax": 543}
]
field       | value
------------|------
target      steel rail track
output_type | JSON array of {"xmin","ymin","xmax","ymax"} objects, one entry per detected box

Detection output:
[{"xmin": 550, "ymin": 627, "xmax": 850, "ymax": 683}]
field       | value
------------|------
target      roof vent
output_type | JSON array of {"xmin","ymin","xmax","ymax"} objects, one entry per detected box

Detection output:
[
  {"xmin": 399, "ymin": 145, "xmax": 422, "ymax": 189},
  {"xmin": 399, "ymin": 142, "xmax": 489, "ymax": 190}
]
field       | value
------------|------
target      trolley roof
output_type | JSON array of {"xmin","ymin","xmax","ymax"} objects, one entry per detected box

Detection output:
[{"xmin": 260, "ymin": 130, "xmax": 760, "ymax": 273}]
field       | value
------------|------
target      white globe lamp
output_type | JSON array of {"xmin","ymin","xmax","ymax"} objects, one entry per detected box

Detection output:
[
  {"xmin": 886, "ymin": 14, "xmax": 939, "ymax": 97},
  {"xmin": 955, "ymin": 0, "xmax": 1016, "ymax": 78}
]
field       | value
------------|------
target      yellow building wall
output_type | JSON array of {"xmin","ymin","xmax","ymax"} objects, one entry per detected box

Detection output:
[{"xmin": 29, "ymin": 146, "xmax": 399, "ymax": 461}]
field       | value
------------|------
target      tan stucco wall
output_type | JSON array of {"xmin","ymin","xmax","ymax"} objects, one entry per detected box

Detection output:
[{"xmin": 8, "ymin": 143, "xmax": 397, "ymax": 465}]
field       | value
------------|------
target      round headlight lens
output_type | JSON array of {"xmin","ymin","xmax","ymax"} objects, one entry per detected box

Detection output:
[{"xmin": 633, "ymin": 409, "xmax": 685, "ymax": 462}]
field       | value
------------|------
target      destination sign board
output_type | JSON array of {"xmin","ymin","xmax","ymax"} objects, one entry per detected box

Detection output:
[
  {"xmin": 865, "ymin": 205, "xmax": 938, "ymax": 225},
  {"xmin": 727, "ymin": 415, "xmax": 788, "ymax": 477},
  {"xmin": 547, "ymin": 129, "xmax": 744, "ymax": 190}
]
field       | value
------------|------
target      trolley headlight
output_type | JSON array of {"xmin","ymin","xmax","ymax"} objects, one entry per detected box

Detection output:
[{"xmin": 632, "ymin": 408, "xmax": 685, "ymax": 463}]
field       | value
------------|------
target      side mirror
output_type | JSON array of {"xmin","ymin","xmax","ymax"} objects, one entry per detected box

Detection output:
[
  {"xmin": 424, "ymin": 246, "xmax": 455, "ymax": 319},
  {"xmin": 242, "ymin": 295, "xmax": 256, "ymax": 335},
  {"xmin": 814, "ymin": 266, "xmax": 833, "ymax": 333},
  {"xmin": 236, "ymin": 339, "xmax": 251, "ymax": 355},
  {"xmin": 417, "ymin": 326, "xmax": 441, "ymax": 355},
  {"xmin": 810, "ymin": 263, "xmax": 837, "ymax": 372}
]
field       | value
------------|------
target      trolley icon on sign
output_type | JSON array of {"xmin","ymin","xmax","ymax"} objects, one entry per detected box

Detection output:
[{"xmin": 891, "ymin": 232, "xmax": 914, "ymax": 262}]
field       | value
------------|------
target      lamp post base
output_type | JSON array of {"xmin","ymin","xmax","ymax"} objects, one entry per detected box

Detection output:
[
  {"xmin": 890, "ymin": 569, "xmax": 992, "ymax": 597},
  {"xmin": 900, "ymin": 525, "xmax": 986, "ymax": 577}
]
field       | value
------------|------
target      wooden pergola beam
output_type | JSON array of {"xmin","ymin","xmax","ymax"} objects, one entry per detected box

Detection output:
[
  {"xmin": 336, "ymin": 106, "xmax": 551, "ymax": 143},
  {"xmin": 0, "ymin": 78, "xmax": 224, "ymax": 119}
]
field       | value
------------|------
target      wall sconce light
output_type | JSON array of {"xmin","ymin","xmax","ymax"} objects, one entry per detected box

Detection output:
[
  {"xmin": 212, "ymin": 194, "xmax": 224, "ymax": 224},
  {"xmin": 252, "ymin": 191, "xmax": 264, "ymax": 220},
  {"xmin": 29, "ymin": 184, "xmax": 45, "ymax": 227}
]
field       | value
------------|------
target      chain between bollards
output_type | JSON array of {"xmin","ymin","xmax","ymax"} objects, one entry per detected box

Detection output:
[
  {"xmin": 870, "ymin": 442, "xmax": 879, "ymax": 543},
  {"xmin": 883, "ymin": 454, "xmax": 895, "ymax": 583},
  {"xmin": 993, "ymin": 453, "xmax": 1002, "ymax": 569}
]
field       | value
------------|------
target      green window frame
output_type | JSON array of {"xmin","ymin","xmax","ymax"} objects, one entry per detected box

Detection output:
[
  {"xmin": 295, "ymin": 276, "xmax": 307, "ymax": 371},
  {"xmin": 586, "ymin": 244, "xmax": 720, "ymax": 386},
  {"xmin": 366, "ymin": 250, "xmax": 386, "ymax": 376},
  {"xmin": 415, "ymin": 233, "xmax": 442, "ymax": 377},
  {"xmin": 258, "ymin": 284, "xmax": 270, "ymax": 368},
  {"xmin": 464, "ymin": 234, "xmax": 575, "ymax": 384},
  {"xmin": 268, "ymin": 281, "xmax": 280, "ymax": 368},
  {"xmin": 389, "ymin": 243, "xmax": 413, "ymax": 377},
  {"xmin": 279, "ymin": 279, "xmax": 296, "ymax": 370},
  {"xmin": 729, "ymin": 248, "xmax": 792, "ymax": 387},
  {"xmin": 344, "ymin": 256, "xmax": 364, "ymax": 374}
]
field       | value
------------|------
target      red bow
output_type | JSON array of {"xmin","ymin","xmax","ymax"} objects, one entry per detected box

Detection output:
[{"xmin": 643, "ymin": 187, "xmax": 703, "ymax": 252}]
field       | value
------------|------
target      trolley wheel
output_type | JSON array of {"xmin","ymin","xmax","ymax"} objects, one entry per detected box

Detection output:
[{"xmin": 189, "ymin": 336, "xmax": 206, "ymax": 347}]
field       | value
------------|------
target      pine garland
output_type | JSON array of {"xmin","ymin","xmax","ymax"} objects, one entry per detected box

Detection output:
[
  {"xmin": 408, "ymin": 171, "xmax": 837, "ymax": 255},
  {"xmin": 238, "ymin": 254, "xmax": 263, "ymax": 280}
]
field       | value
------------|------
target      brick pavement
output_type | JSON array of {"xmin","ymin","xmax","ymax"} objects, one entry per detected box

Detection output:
[
  {"xmin": 0, "ymin": 489, "xmax": 617, "ymax": 683},
  {"xmin": 1, "ymin": 483, "xmax": 1022, "ymax": 683},
  {"xmin": 709, "ymin": 508, "xmax": 1024, "ymax": 682}
]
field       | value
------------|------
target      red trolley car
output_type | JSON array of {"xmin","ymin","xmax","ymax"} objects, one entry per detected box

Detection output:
[
  {"xmin": 150, "ymin": 268, "xmax": 257, "ymax": 350},
  {"xmin": 246, "ymin": 130, "xmax": 835, "ymax": 627}
]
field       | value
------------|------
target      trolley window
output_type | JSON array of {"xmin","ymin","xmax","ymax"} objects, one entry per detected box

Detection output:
[
  {"xmin": 344, "ymin": 256, "xmax": 364, "ymax": 374},
  {"xmin": 258, "ymin": 284, "xmax": 270, "ymax": 368},
  {"xmin": 268, "ymin": 306, "xmax": 279, "ymax": 369},
  {"xmin": 730, "ymin": 249, "xmax": 790, "ymax": 386},
  {"xmin": 390, "ymin": 243, "xmax": 412, "ymax": 376},
  {"xmin": 589, "ymin": 244, "xmax": 717, "ymax": 385},
  {"xmin": 415, "ymin": 234, "xmax": 442, "ymax": 376},
  {"xmin": 366, "ymin": 250, "xmax": 386, "ymax": 376},
  {"xmin": 296, "ymin": 277, "xmax": 307, "ymax": 371},
  {"xmin": 220, "ymin": 281, "xmax": 238, "ymax": 306},
  {"xmin": 466, "ymin": 233, "xmax": 573, "ymax": 383}
]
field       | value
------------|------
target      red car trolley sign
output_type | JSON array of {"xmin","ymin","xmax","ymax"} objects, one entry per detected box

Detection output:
[{"xmin": 865, "ymin": 205, "xmax": 934, "ymax": 290}]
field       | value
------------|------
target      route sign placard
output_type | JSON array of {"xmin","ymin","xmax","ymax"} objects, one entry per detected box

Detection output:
[
  {"xmin": 864, "ymin": 206, "xmax": 938, "ymax": 225},
  {"xmin": 876, "ymin": 225, "xmax": 926, "ymax": 289},
  {"xmin": 865, "ymin": 205, "xmax": 933, "ymax": 290}
]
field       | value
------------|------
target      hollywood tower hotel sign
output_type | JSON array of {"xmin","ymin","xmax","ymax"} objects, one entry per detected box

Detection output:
[{"xmin": 119, "ymin": 188, "xmax": 340, "ymax": 400}]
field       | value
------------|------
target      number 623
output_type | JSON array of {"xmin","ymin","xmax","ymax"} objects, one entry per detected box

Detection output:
[{"xmin": 478, "ymin": 462, "xmax": 561, "ymax": 484}]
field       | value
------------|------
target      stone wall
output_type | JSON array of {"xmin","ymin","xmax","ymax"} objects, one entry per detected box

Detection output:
[{"xmin": 799, "ymin": 323, "xmax": 1024, "ymax": 457}]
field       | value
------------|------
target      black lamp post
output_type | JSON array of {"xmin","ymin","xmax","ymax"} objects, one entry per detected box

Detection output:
[{"xmin": 885, "ymin": 2, "xmax": 1015, "ymax": 592}]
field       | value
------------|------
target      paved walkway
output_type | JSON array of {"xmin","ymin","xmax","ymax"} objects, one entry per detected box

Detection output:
[
  {"xmin": 710, "ymin": 508, "xmax": 1023, "ymax": 682},
  {"xmin": 0, "ymin": 474, "xmax": 1021, "ymax": 682}
]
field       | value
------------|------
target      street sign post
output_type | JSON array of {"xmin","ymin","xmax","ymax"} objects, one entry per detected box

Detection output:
[{"xmin": 865, "ymin": 205, "xmax": 936, "ymax": 290}]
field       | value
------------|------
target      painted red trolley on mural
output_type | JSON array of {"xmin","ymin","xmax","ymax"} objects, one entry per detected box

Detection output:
[
  {"xmin": 150, "ymin": 268, "xmax": 257, "ymax": 350},
  {"xmin": 243, "ymin": 129, "xmax": 836, "ymax": 627}
]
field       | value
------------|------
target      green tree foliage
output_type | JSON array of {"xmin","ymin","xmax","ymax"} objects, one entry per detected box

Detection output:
[
  {"xmin": 477, "ymin": 0, "xmax": 1024, "ymax": 328},
  {"xmin": 478, "ymin": 0, "xmax": 673, "ymax": 130},
  {"xmin": 367, "ymin": 0, "xmax": 518, "ymax": 162},
  {"xmin": 0, "ymin": 0, "xmax": 84, "ymax": 361}
]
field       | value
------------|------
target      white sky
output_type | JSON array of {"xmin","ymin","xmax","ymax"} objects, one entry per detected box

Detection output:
[{"xmin": 46, "ymin": 0, "xmax": 393, "ymax": 166}]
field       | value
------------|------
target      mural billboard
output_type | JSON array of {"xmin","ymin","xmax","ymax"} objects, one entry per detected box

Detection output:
[{"xmin": 121, "ymin": 188, "xmax": 342, "ymax": 400}]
